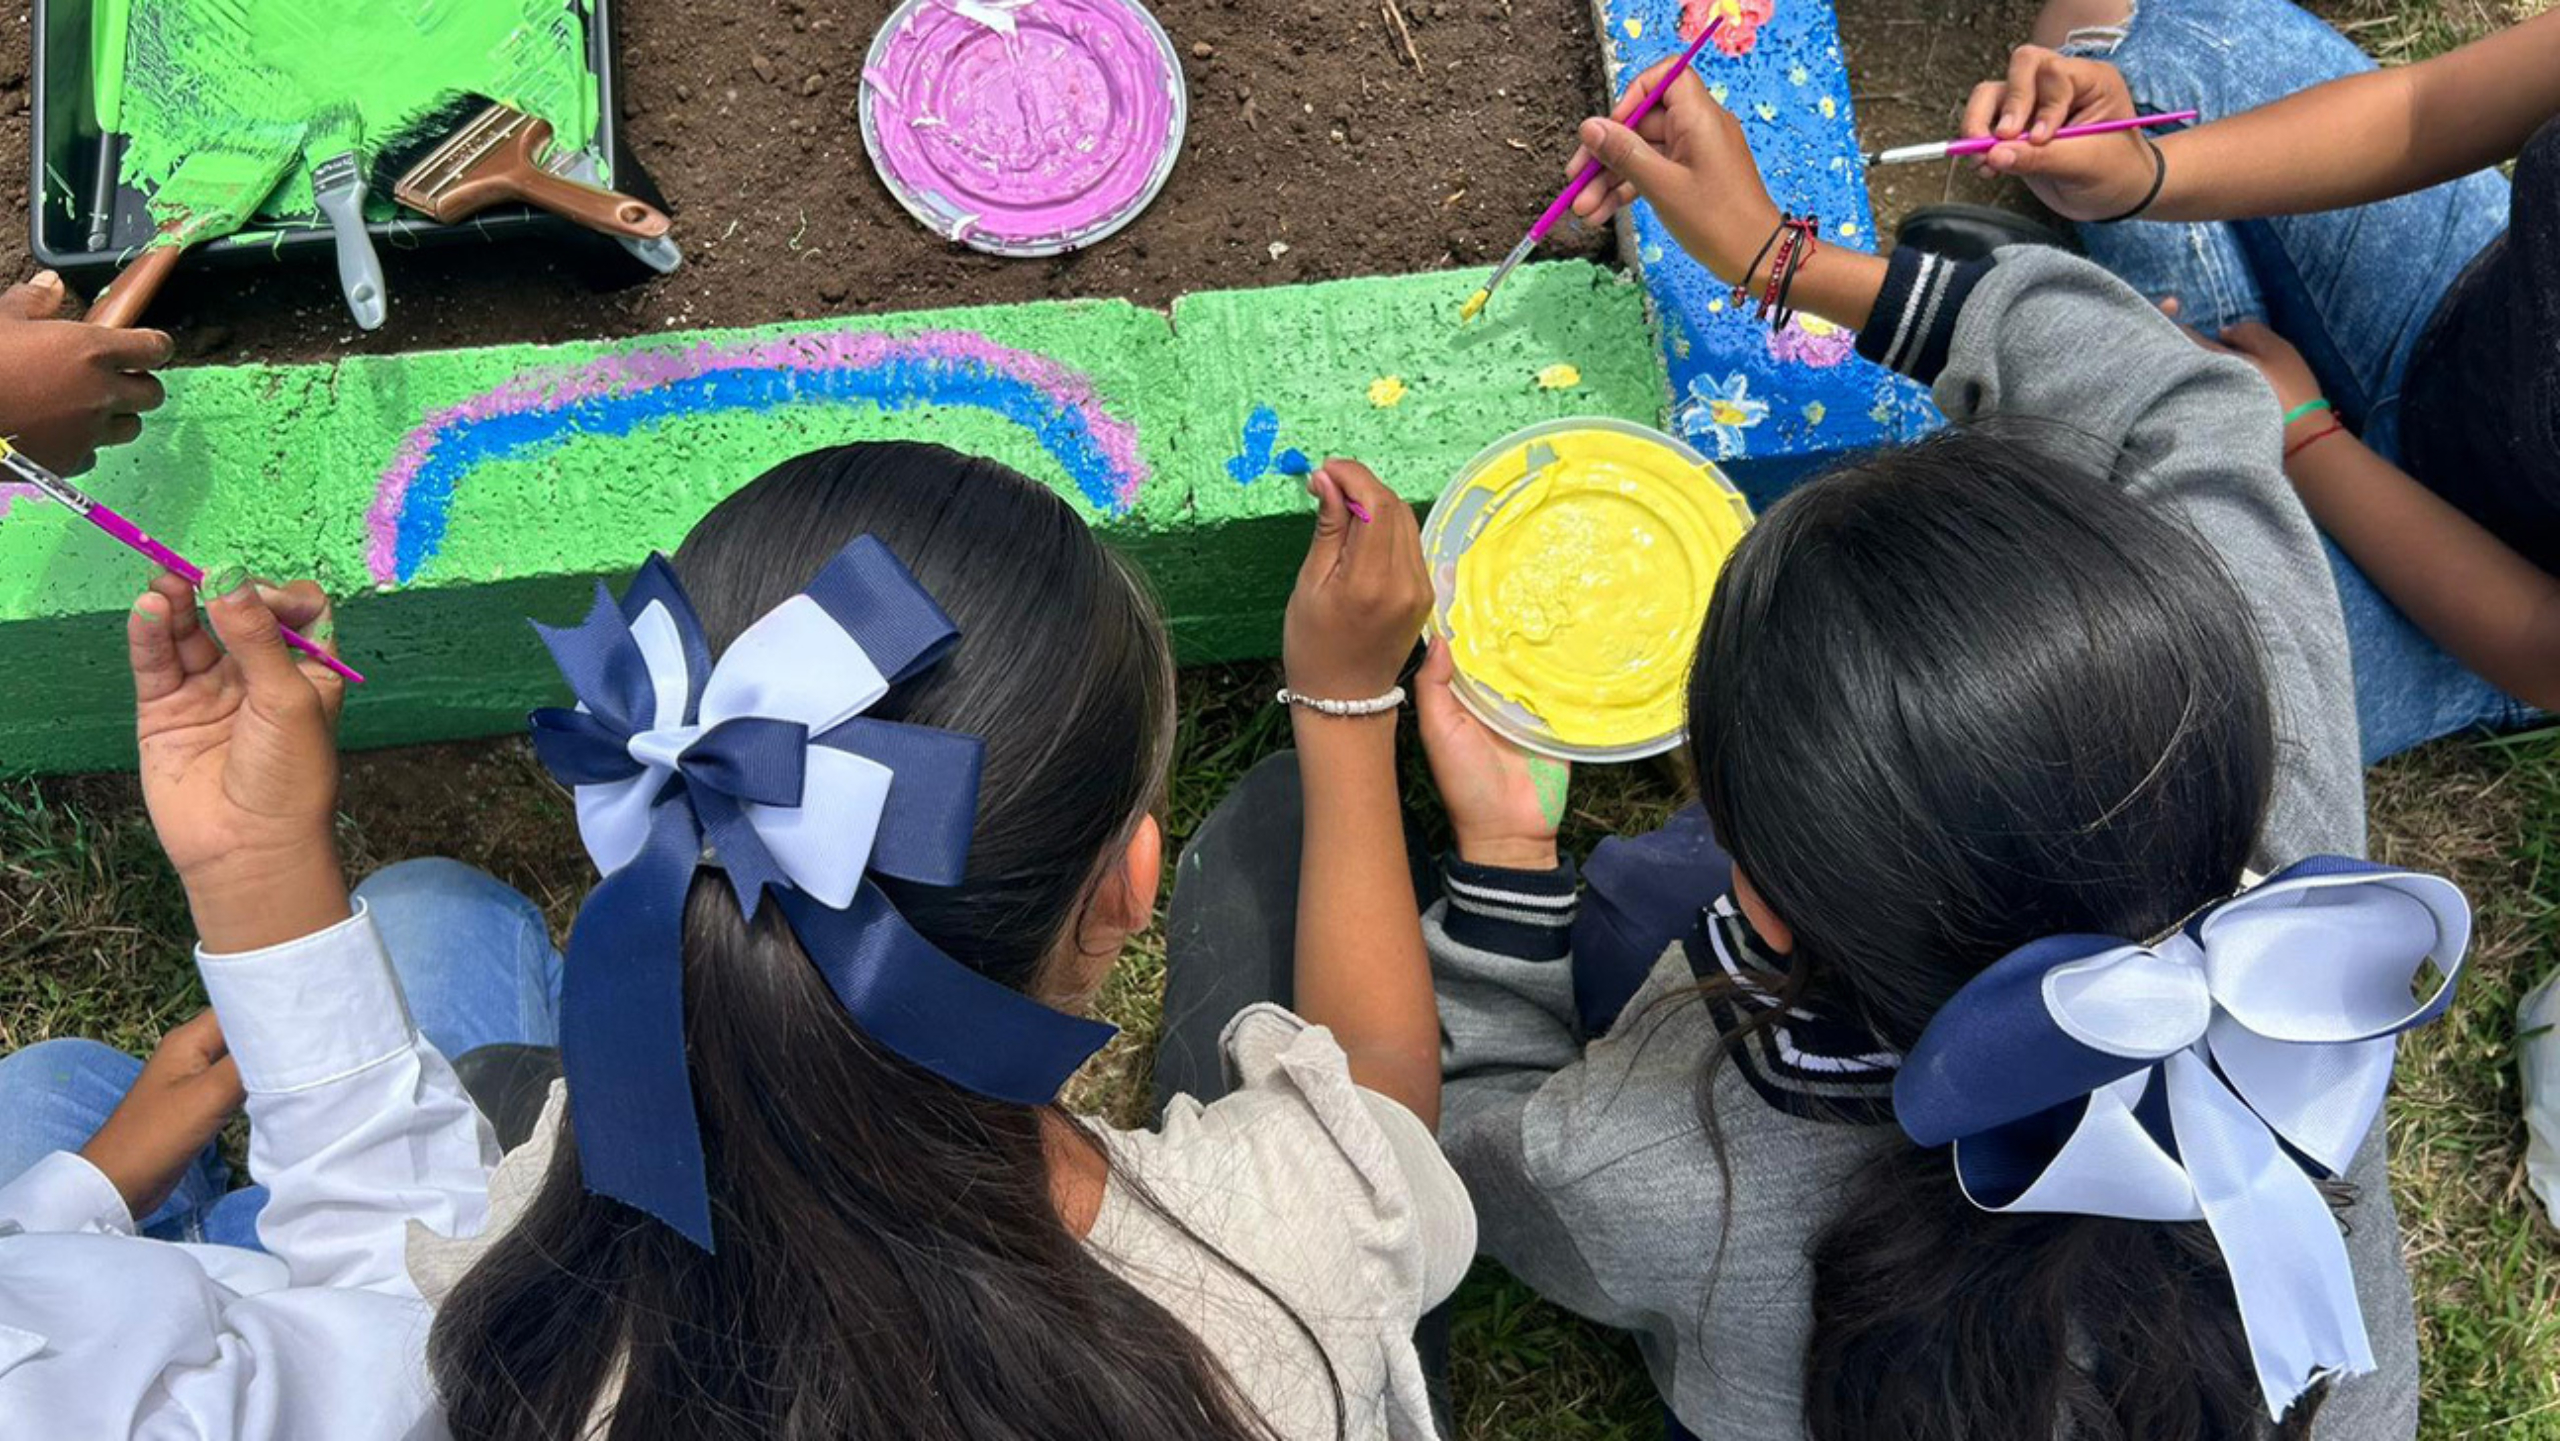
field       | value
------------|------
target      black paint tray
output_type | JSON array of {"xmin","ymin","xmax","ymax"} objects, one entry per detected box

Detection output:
[{"xmin": 26, "ymin": 0, "xmax": 655, "ymax": 277}]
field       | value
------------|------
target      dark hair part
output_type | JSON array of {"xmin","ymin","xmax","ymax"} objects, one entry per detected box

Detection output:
[
  {"xmin": 430, "ymin": 443, "xmax": 1286, "ymax": 1441},
  {"xmin": 1686, "ymin": 427, "xmax": 2314, "ymax": 1441}
]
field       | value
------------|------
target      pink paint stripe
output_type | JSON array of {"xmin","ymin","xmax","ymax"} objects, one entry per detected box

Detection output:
[
  {"xmin": 363, "ymin": 328, "xmax": 1150, "ymax": 585},
  {"xmin": 0, "ymin": 482, "xmax": 42, "ymax": 524}
]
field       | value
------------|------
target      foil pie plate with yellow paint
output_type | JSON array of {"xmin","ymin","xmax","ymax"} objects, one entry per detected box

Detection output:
[{"xmin": 1423, "ymin": 418, "xmax": 1753, "ymax": 764}]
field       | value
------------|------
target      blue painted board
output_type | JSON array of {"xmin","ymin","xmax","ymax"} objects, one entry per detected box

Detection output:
[{"xmin": 1593, "ymin": 0, "xmax": 1938, "ymax": 508}]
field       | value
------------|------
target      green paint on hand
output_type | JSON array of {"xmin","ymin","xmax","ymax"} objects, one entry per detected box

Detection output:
[
  {"xmin": 1528, "ymin": 756, "xmax": 1570, "ymax": 830},
  {"xmin": 116, "ymin": 0, "xmax": 598, "ymax": 228}
]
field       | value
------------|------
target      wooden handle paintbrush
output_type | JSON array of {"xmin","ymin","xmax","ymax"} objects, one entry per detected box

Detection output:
[
  {"xmin": 393, "ymin": 102, "xmax": 670, "ymax": 241},
  {"xmin": 1462, "ymin": 16, "xmax": 1722, "ymax": 323}
]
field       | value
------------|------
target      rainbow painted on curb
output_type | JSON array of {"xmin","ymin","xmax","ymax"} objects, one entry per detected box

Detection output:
[{"xmin": 366, "ymin": 329, "xmax": 1152, "ymax": 586}]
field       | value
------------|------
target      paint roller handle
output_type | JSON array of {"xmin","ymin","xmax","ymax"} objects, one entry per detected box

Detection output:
[
  {"xmin": 88, "ymin": 244, "xmax": 181, "ymax": 330},
  {"xmin": 509, "ymin": 165, "xmax": 673, "ymax": 242}
]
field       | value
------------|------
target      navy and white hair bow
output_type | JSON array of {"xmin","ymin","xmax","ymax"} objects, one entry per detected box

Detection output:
[
  {"xmin": 1893, "ymin": 857, "xmax": 2469, "ymax": 1419},
  {"xmin": 528, "ymin": 537, "xmax": 1118, "ymax": 1249}
]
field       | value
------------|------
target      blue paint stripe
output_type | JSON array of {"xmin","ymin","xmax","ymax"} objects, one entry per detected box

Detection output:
[{"xmin": 393, "ymin": 356, "xmax": 1137, "ymax": 585}]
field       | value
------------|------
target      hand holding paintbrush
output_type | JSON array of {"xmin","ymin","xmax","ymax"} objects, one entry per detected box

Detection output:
[{"xmin": 0, "ymin": 436, "xmax": 366, "ymax": 685}]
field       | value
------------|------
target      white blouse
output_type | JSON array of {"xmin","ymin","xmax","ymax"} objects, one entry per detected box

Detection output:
[{"xmin": 0, "ymin": 903, "xmax": 496, "ymax": 1441}]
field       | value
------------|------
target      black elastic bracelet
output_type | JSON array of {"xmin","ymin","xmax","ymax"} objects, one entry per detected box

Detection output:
[
  {"xmin": 1733, "ymin": 223, "xmax": 1787, "ymax": 305},
  {"xmin": 2093, "ymin": 135, "xmax": 2168, "ymax": 225}
]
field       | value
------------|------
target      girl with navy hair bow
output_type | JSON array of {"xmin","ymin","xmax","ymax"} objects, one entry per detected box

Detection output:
[
  {"xmin": 392, "ymin": 442, "xmax": 1474, "ymax": 1441},
  {"xmin": 1422, "ymin": 58, "xmax": 2474, "ymax": 1441}
]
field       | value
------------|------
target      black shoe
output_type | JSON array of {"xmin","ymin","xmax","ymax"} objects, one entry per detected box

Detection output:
[{"xmin": 1896, "ymin": 204, "xmax": 2071, "ymax": 263}]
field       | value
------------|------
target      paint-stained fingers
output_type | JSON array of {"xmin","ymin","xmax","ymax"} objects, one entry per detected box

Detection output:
[
  {"xmin": 129, "ymin": 589, "xmax": 186, "ymax": 706},
  {"xmin": 256, "ymin": 581, "xmax": 346, "ymax": 723},
  {"xmin": 152, "ymin": 572, "xmax": 222, "ymax": 675}
]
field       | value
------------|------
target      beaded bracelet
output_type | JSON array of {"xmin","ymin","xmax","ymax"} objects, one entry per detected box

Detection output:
[{"xmin": 1276, "ymin": 686, "xmax": 1408, "ymax": 718}]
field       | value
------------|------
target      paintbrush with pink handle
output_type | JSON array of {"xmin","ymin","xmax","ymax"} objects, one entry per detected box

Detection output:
[
  {"xmin": 1463, "ymin": 15, "xmax": 1725, "ymax": 323},
  {"xmin": 1865, "ymin": 109, "xmax": 2198, "ymax": 166},
  {"xmin": 0, "ymin": 437, "xmax": 368, "ymax": 685}
]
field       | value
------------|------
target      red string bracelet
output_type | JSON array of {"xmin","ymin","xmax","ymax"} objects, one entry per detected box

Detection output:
[{"xmin": 2283, "ymin": 421, "xmax": 2347, "ymax": 463}]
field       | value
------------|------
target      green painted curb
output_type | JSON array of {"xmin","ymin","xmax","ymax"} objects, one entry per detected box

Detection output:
[{"xmin": 0, "ymin": 262, "xmax": 1664, "ymax": 774}]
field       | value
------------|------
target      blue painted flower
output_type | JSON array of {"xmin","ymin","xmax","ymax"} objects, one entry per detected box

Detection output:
[{"xmin": 1677, "ymin": 372, "xmax": 1770, "ymax": 460}]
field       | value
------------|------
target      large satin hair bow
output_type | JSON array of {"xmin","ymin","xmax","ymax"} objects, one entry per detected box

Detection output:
[
  {"xmin": 1892, "ymin": 857, "xmax": 2470, "ymax": 1419},
  {"xmin": 527, "ymin": 537, "xmax": 1118, "ymax": 1249}
]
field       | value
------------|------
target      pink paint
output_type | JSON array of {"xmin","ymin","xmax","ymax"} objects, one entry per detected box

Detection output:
[
  {"xmin": 1766, "ymin": 314, "xmax": 1855, "ymax": 368},
  {"xmin": 0, "ymin": 483, "xmax": 41, "ymax": 523},
  {"xmin": 1679, "ymin": 0, "xmax": 1771, "ymax": 56},
  {"xmin": 860, "ymin": 0, "xmax": 1185, "ymax": 255},
  {"xmin": 363, "ymin": 327, "xmax": 1152, "ymax": 585}
]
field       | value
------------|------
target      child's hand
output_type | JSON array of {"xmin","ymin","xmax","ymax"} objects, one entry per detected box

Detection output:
[
  {"xmin": 1282, "ymin": 460, "xmax": 1432, "ymax": 704},
  {"xmin": 0, "ymin": 272, "xmax": 173, "ymax": 475},
  {"xmin": 1416, "ymin": 637, "xmax": 1565, "ymax": 871},
  {"xmin": 2161, "ymin": 301, "xmax": 2329, "ymax": 445},
  {"xmin": 129, "ymin": 571, "xmax": 352, "ymax": 953},
  {"xmin": 77, "ymin": 1011, "xmax": 244, "ymax": 1222},
  {"xmin": 1960, "ymin": 47, "xmax": 2161, "ymax": 220},
  {"xmin": 1564, "ymin": 58, "xmax": 1783, "ymax": 288}
]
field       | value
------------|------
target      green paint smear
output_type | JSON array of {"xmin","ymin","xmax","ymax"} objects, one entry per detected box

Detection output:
[
  {"xmin": 1528, "ymin": 756, "xmax": 1570, "ymax": 829},
  {"xmin": 110, "ymin": 0, "xmax": 598, "ymax": 233}
]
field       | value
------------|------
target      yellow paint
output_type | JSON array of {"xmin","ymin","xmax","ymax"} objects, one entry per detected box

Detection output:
[
  {"xmin": 1459, "ymin": 289, "xmax": 1488, "ymax": 323},
  {"xmin": 1803, "ymin": 400, "xmax": 1828, "ymax": 426},
  {"xmin": 1446, "ymin": 427, "xmax": 1749, "ymax": 751},
  {"xmin": 1368, "ymin": 375, "xmax": 1409, "ymax": 408},
  {"xmin": 1819, "ymin": 95, "xmax": 1837, "ymax": 119},
  {"xmin": 1624, "ymin": 16, "xmax": 1641, "ymax": 36},
  {"xmin": 1536, "ymin": 363, "xmax": 1581, "ymax": 390}
]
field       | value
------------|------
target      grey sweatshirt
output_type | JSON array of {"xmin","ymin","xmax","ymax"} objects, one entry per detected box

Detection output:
[{"xmin": 1430, "ymin": 246, "xmax": 2416, "ymax": 1439}]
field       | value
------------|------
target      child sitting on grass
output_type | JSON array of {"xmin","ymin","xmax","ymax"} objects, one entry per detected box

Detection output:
[
  {"xmin": 4, "ymin": 440, "xmax": 1475, "ymax": 1441},
  {"xmin": 1415, "ymin": 61, "xmax": 2472, "ymax": 1440},
  {"xmin": 1936, "ymin": 1, "xmax": 2560, "ymax": 755}
]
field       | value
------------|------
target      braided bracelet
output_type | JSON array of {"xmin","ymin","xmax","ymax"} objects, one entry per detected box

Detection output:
[{"xmin": 1277, "ymin": 686, "xmax": 1408, "ymax": 718}]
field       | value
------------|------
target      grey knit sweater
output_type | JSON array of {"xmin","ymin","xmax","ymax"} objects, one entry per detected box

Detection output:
[{"xmin": 1429, "ymin": 246, "xmax": 2417, "ymax": 1439}]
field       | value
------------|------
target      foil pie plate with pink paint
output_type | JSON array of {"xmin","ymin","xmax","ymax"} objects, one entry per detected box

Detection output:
[{"xmin": 860, "ymin": 0, "xmax": 1188, "ymax": 257}]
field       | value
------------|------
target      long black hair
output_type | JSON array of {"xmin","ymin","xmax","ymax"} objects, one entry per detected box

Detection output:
[
  {"xmin": 1686, "ymin": 426, "xmax": 2313, "ymax": 1441},
  {"xmin": 429, "ymin": 443, "xmax": 1288, "ymax": 1441}
]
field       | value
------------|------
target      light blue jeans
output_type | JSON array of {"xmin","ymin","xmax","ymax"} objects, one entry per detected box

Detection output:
[
  {"xmin": 2062, "ymin": 0, "xmax": 2537, "ymax": 761},
  {"xmin": 0, "ymin": 859, "xmax": 564, "ymax": 1249}
]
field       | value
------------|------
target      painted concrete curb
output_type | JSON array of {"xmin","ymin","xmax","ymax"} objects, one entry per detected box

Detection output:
[
  {"xmin": 1588, "ymin": 0, "xmax": 1938, "ymax": 509},
  {"xmin": 0, "ymin": 261, "xmax": 1662, "ymax": 773}
]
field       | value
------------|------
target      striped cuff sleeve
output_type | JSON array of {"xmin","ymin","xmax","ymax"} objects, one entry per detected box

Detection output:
[
  {"xmin": 1441, "ymin": 854, "xmax": 1579, "ymax": 960},
  {"xmin": 1856, "ymin": 247, "xmax": 1990, "ymax": 385}
]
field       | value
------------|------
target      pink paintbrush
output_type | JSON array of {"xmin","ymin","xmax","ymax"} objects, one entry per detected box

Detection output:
[
  {"xmin": 1866, "ymin": 109, "xmax": 2199, "ymax": 166},
  {"xmin": 0, "ymin": 438, "xmax": 368, "ymax": 685},
  {"xmin": 1462, "ymin": 15, "xmax": 1725, "ymax": 322}
]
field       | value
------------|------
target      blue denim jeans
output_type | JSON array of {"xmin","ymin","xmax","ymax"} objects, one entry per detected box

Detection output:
[
  {"xmin": 0, "ymin": 858, "xmax": 564, "ymax": 1249},
  {"xmin": 2061, "ymin": 0, "xmax": 2535, "ymax": 761}
]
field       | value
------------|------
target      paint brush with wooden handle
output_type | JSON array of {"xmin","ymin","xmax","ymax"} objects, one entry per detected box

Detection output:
[{"xmin": 393, "ymin": 101, "xmax": 670, "ymax": 241}]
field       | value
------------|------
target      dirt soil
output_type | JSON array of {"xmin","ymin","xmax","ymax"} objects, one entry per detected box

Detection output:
[{"xmin": 0, "ymin": 0, "xmax": 1617, "ymax": 363}]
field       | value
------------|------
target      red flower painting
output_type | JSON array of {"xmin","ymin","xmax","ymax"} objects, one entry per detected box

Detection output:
[{"xmin": 1679, "ymin": 0, "xmax": 1774, "ymax": 55}]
